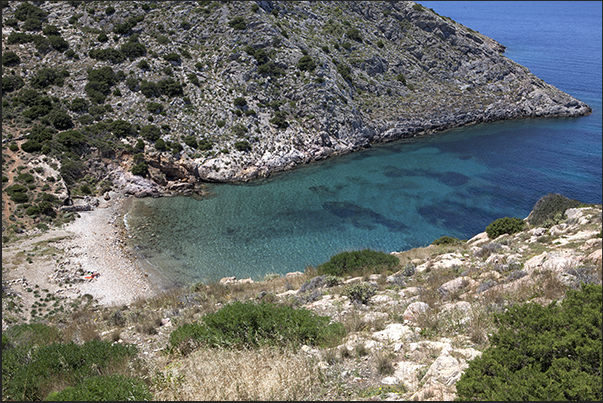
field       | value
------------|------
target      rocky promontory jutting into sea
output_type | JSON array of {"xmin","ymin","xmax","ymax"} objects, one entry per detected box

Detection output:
[{"xmin": 2, "ymin": 1, "xmax": 591, "ymax": 196}]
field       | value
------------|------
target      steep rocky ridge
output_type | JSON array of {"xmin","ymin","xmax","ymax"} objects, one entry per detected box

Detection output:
[{"xmin": 2, "ymin": 0, "xmax": 591, "ymax": 187}]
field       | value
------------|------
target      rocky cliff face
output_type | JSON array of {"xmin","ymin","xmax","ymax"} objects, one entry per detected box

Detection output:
[{"xmin": 2, "ymin": 1, "xmax": 591, "ymax": 186}]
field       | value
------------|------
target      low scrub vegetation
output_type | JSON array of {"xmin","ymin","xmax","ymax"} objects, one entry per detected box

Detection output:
[
  {"xmin": 2, "ymin": 323, "xmax": 145, "ymax": 401},
  {"xmin": 485, "ymin": 216, "xmax": 525, "ymax": 239},
  {"xmin": 168, "ymin": 300, "xmax": 345, "ymax": 353},
  {"xmin": 456, "ymin": 284, "xmax": 602, "ymax": 401},
  {"xmin": 316, "ymin": 249, "xmax": 399, "ymax": 277}
]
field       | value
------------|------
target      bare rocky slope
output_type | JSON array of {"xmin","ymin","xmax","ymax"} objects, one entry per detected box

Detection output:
[{"xmin": 2, "ymin": 0, "xmax": 591, "ymax": 191}]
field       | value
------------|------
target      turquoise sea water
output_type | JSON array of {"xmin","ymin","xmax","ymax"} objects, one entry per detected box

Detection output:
[{"xmin": 125, "ymin": 1, "xmax": 602, "ymax": 287}]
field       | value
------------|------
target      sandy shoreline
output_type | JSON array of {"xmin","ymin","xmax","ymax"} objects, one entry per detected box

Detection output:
[
  {"xmin": 2, "ymin": 191, "xmax": 167, "ymax": 311},
  {"xmin": 62, "ymin": 191, "xmax": 167, "ymax": 306}
]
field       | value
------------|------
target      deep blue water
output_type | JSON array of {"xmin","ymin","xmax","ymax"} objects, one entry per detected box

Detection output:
[{"xmin": 125, "ymin": 1, "xmax": 602, "ymax": 286}]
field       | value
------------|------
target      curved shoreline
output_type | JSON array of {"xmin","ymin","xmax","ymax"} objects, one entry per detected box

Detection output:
[{"xmin": 60, "ymin": 191, "xmax": 167, "ymax": 306}]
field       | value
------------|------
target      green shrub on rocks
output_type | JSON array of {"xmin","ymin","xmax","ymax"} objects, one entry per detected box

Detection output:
[
  {"xmin": 526, "ymin": 193, "xmax": 582, "ymax": 227},
  {"xmin": 486, "ymin": 217, "xmax": 525, "ymax": 239},
  {"xmin": 234, "ymin": 140, "xmax": 252, "ymax": 152},
  {"xmin": 317, "ymin": 249, "xmax": 399, "ymax": 277},
  {"xmin": 297, "ymin": 55, "xmax": 316, "ymax": 72},
  {"xmin": 455, "ymin": 284, "xmax": 602, "ymax": 401},
  {"xmin": 131, "ymin": 162, "xmax": 149, "ymax": 177},
  {"xmin": 2, "ymin": 51, "xmax": 21, "ymax": 67},
  {"xmin": 228, "ymin": 16, "xmax": 246, "ymax": 30},
  {"xmin": 431, "ymin": 235, "xmax": 461, "ymax": 245},
  {"xmin": 343, "ymin": 282, "xmax": 377, "ymax": 305},
  {"xmin": 169, "ymin": 301, "xmax": 345, "ymax": 352}
]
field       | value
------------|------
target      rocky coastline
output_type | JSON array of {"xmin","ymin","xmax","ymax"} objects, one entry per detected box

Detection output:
[{"xmin": 2, "ymin": 1, "xmax": 592, "ymax": 194}]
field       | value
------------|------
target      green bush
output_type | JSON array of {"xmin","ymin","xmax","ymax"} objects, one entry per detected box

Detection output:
[
  {"xmin": 109, "ymin": 119, "xmax": 132, "ymax": 137},
  {"xmin": 30, "ymin": 67, "xmax": 69, "ymax": 89},
  {"xmin": 22, "ymin": 17, "xmax": 42, "ymax": 31},
  {"xmin": 231, "ymin": 123, "xmax": 248, "ymax": 137},
  {"xmin": 228, "ymin": 16, "xmax": 246, "ymax": 30},
  {"xmin": 85, "ymin": 66, "xmax": 117, "ymax": 104},
  {"xmin": 4, "ymin": 18, "xmax": 19, "ymax": 27},
  {"xmin": 187, "ymin": 73, "xmax": 200, "ymax": 87},
  {"xmin": 120, "ymin": 40, "xmax": 146, "ymax": 60},
  {"xmin": 343, "ymin": 282, "xmax": 377, "ymax": 305},
  {"xmin": 432, "ymin": 236, "xmax": 461, "ymax": 246},
  {"xmin": 68, "ymin": 97, "xmax": 89, "ymax": 113},
  {"xmin": 317, "ymin": 249, "xmax": 399, "ymax": 277},
  {"xmin": 140, "ymin": 80, "xmax": 160, "ymax": 98},
  {"xmin": 157, "ymin": 78, "xmax": 184, "ymax": 97},
  {"xmin": 60, "ymin": 158, "xmax": 84, "ymax": 185},
  {"xmin": 233, "ymin": 96, "xmax": 247, "ymax": 107},
  {"xmin": 183, "ymin": 136, "xmax": 198, "ymax": 149},
  {"xmin": 146, "ymin": 101, "xmax": 164, "ymax": 114},
  {"xmin": 42, "ymin": 25, "xmax": 60, "ymax": 36},
  {"xmin": 346, "ymin": 28, "xmax": 362, "ymax": 42},
  {"xmin": 269, "ymin": 110, "xmax": 288, "ymax": 129},
  {"xmin": 297, "ymin": 55, "xmax": 316, "ymax": 72},
  {"xmin": 526, "ymin": 193, "xmax": 582, "ymax": 227},
  {"xmin": 14, "ymin": 2, "xmax": 48, "ymax": 21},
  {"xmin": 197, "ymin": 139, "xmax": 213, "ymax": 151},
  {"xmin": 485, "ymin": 217, "xmax": 526, "ymax": 239},
  {"xmin": 10, "ymin": 191, "xmax": 29, "ymax": 203},
  {"xmin": 2, "ymin": 75, "xmax": 25, "ymax": 93},
  {"xmin": 2, "ymin": 323, "xmax": 61, "ymax": 349},
  {"xmin": 89, "ymin": 47, "xmax": 125, "ymax": 63},
  {"xmin": 97, "ymin": 32, "xmax": 109, "ymax": 42},
  {"xmin": 455, "ymin": 284, "xmax": 602, "ymax": 401},
  {"xmin": 140, "ymin": 124, "xmax": 161, "ymax": 141},
  {"xmin": 337, "ymin": 63, "xmax": 352, "ymax": 82},
  {"xmin": 234, "ymin": 140, "xmax": 252, "ymax": 152},
  {"xmin": 48, "ymin": 35, "xmax": 69, "ymax": 52},
  {"xmin": 31, "ymin": 34, "xmax": 52, "ymax": 54},
  {"xmin": 155, "ymin": 138, "xmax": 167, "ymax": 151},
  {"xmin": 163, "ymin": 52, "xmax": 181, "ymax": 64},
  {"xmin": 2, "ymin": 339, "xmax": 139, "ymax": 401},
  {"xmin": 7, "ymin": 32, "xmax": 34, "ymax": 45},
  {"xmin": 257, "ymin": 61, "xmax": 286, "ymax": 77},
  {"xmin": 26, "ymin": 204, "xmax": 40, "ymax": 216},
  {"xmin": 2, "ymin": 51, "xmax": 21, "ymax": 67},
  {"xmin": 5, "ymin": 184, "xmax": 29, "ymax": 196},
  {"xmin": 131, "ymin": 162, "xmax": 149, "ymax": 177},
  {"xmin": 20, "ymin": 140, "xmax": 43, "ymax": 153},
  {"xmin": 17, "ymin": 173, "xmax": 35, "ymax": 183},
  {"xmin": 45, "ymin": 374, "xmax": 152, "ymax": 401},
  {"xmin": 48, "ymin": 109, "xmax": 74, "ymax": 130},
  {"xmin": 168, "ymin": 301, "xmax": 345, "ymax": 352}
]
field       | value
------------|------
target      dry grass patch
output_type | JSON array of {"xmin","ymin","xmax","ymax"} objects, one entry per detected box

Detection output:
[{"xmin": 151, "ymin": 346, "xmax": 327, "ymax": 400}]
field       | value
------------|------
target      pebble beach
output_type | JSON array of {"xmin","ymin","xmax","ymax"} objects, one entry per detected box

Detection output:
[{"xmin": 63, "ymin": 192, "xmax": 164, "ymax": 306}]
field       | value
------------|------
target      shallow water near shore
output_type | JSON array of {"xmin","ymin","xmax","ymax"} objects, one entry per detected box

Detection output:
[{"xmin": 124, "ymin": 1, "xmax": 602, "ymax": 286}]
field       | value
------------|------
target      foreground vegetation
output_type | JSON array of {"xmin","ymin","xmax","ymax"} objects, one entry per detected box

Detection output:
[{"xmin": 3, "ymin": 194, "xmax": 601, "ymax": 400}]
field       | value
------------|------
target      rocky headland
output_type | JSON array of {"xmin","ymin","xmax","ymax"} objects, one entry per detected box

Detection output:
[{"xmin": 1, "ymin": 1, "xmax": 591, "ymax": 198}]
